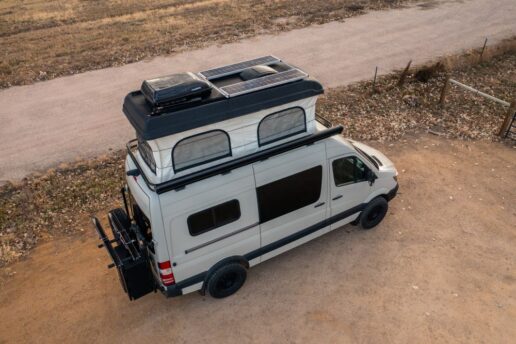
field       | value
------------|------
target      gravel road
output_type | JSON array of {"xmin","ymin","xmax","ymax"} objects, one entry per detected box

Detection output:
[{"xmin": 1, "ymin": 0, "xmax": 515, "ymax": 181}]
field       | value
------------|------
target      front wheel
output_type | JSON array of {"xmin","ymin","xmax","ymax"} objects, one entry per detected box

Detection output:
[
  {"xmin": 360, "ymin": 197, "xmax": 388, "ymax": 230},
  {"xmin": 207, "ymin": 263, "xmax": 247, "ymax": 298}
]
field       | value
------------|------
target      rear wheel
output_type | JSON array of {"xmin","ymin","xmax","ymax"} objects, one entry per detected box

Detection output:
[
  {"xmin": 360, "ymin": 197, "xmax": 388, "ymax": 230},
  {"xmin": 207, "ymin": 263, "xmax": 247, "ymax": 299}
]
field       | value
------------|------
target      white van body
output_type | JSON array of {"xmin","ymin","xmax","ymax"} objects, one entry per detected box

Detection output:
[
  {"xmin": 124, "ymin": 124, "xmax": 398, "ymax": 297},
  {"xmin": 93, "ymin": 56, "xmax": 398, "ymax": 300}
]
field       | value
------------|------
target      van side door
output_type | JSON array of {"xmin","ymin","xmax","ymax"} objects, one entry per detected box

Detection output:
[
  {"xmin": 329, "ymin": 155, "xmax": 373, "ymax": 230},
  {"xmin": 252, "ymin": 143, "xmax": 329, "ymax": 262}
]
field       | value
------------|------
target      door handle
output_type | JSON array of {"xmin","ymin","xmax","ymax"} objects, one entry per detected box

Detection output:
[
  {"xmin": 332, "ymin": 195, "xmax": 343, "ymax": 200},
  {"xmin": 314, "ymin": 202, "xmax": 326, "ymax": 208}
]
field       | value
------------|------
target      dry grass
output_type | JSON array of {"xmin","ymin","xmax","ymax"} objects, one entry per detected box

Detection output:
[
  {"xmin": 318, "ymin": 38, "xmax": 516, "ymax": 141},
  {"xmin": 0, "ymin": 0, "xmax": 415, "ymax": 88}
]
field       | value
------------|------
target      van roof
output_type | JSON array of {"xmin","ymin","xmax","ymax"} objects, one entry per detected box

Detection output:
[{"xmin": 123, "ymin": 56, "xmax": 324, "ymax": 140}]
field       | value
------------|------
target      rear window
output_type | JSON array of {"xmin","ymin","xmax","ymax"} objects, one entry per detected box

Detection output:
[{"xmin": 187, "ymin": 200, "xmax": 241, "ymax": 236}]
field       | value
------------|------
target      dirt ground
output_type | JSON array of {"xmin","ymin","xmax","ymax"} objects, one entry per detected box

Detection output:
[
  {"xmin": 2, "ymin": 0, "xmax": 515, "ymax": 182},
  {"xmin": 0, "ymin": 134, "xmax": 514, "ymax": 343}
]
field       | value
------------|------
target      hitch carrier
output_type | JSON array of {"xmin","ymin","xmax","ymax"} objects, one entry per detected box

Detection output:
[{"xmin": 92, "ymin": 209, "xmax": 156, "ymax": 300}]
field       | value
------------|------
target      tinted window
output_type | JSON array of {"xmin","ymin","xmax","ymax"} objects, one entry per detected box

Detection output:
[
  {"xmin": 187, "ymin": 200, "xmax": 240, "ymax": 236},
  {"xmin": 332, "ymin": 156, "xmax": 370, "ymax": 186},
  {"xmin": 257, "ymin": 166, "xmax": 322, "ymax": 223},
  {"xmin": 258, "ymin": 107, "xmax": 306, "ymax": 146},
  {"xmin": 173, "ymin": 130, "xmax": 231, "ymax": 172}
]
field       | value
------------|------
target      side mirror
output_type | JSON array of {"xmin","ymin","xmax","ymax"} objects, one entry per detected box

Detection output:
[
  {"xmin": 126, "ymin": 169, "xmax": 141, "ymax": 177},
  {"xmin": 367, "ymin": 170, "xmax": 377, "ymax": 185}
]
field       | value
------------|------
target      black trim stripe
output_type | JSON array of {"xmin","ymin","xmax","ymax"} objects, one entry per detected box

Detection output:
[
  {"xmin": 164, "ymin": 203, "xmax": 365, "ymax": 297},
  {"xmin": 245, "ymin": 203, "xmax": 364, "ymax": 261}
]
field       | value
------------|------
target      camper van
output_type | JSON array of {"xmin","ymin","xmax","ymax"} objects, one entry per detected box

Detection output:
[{"xmin": 92, "ymin": 56, "xmax": 398, "ymax": 300}]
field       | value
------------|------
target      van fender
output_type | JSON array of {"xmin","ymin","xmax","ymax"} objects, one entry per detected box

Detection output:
[
  {"xmin": 364, "ymin": 188, "xmax": 390, "ymax": 204},
  {"xmin": 200, "ymin": 256, "xmax": 249, "ymax": 295}
]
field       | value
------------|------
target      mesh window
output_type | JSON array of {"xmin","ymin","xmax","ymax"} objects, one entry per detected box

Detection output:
[
  {"xmin": 138, "ymin": 139, "xmax": 156, "ymax": 173},
  {"xmin": 173, "ymin": 130, "xmax": 231, "ymax": 172},
  {"xmin": 258, "ymin": 108, "xmax": 306, "ymax": 146}
]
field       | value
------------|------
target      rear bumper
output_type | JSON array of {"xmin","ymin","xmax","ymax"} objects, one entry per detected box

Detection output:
[
  {"xmin": 161, "ymin": 285, "xmax": 183, "ymax": 298},
  {"xmin": 386, "ymin": 183, "xmax": 399, "ymax": 201}
]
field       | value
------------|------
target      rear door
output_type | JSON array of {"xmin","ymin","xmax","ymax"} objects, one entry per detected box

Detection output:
[
  {"xmin": 252, "ymin": 143, "xmax": 329, "ymax": 261},
  {"xmin": 161, "ymin": 165, "xmax": 261, "ymax": 283},
  {"xmin": 329, "ymin": 155, "xmax": 373, "ymax": 230}
]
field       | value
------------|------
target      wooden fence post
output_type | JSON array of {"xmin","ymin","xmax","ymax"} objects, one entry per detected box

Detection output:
[
  {"xmin": 397, "ymin": 60, "xmax": 412, "ymax": 87},
  {"xmin": 372, "ymin": 66, "xmax": 378, "ymax": 94},
  {"xmin": 479, "ymin": 38, "xmax": 488, "ymax": 61},
  {"xmin": 498, "ymin": 100, "xmax": 516, "ymax": 137},
  {"xmin": 439, "ymin": 76, "xmax": 451, "ymax": 107}
]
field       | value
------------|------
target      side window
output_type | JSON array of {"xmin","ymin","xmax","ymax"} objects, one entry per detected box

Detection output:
[
  {"xmin": 332, "ymin": 156, "xmax": 370, "ymax": 186},
  {"xmin": 173, "ymin": 130, "xmax": 231, "ymax": 172},
  {"xmin": 257, "ymin": 166, "xmax": 322, "ymax": 223},
  {"xmin": 258, "ymin": 107, "xmax": 306, "ymax": 146},
  {"xmin": 187, "ymin": 200, "xmax": 241, "ymax": 236}
]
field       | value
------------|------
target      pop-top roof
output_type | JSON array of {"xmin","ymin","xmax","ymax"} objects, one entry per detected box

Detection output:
[{"xmin": 123, "ymin": 56, "xmax": 323, "ymax": 140}]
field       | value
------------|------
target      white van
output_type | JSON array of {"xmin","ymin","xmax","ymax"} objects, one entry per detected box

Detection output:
[{"xmin": 93, "ymin": 56, "xmax": 398, "ymax": 300}]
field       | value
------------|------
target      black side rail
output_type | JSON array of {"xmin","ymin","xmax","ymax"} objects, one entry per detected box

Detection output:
[
  {"xmin": 92, "ymin": 217, "xmax": 121, "ymax": 269},
  {"xmin": 315, "ymin": 114, "xmax": 333, "ymax": 128},
  {"xmin": 127, "ymin": 125, "xmax": 344, "ymax": 194}
]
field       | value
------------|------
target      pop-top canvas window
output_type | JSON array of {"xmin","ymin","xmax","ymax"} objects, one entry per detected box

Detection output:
[
  {"xmin": 173, "ymin": 130, "xmax": 231, "ymax": 172},
  {"xmin": 258, "ymin": 107, "xmax": 306, "ymax": 146},
  {"xmin": 138, "ymin": 138, "xmax": 156, "ymax": 173}
]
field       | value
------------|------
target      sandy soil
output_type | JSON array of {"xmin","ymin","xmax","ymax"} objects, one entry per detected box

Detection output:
[
  {"xmin": 0, "ymin": 135, "xmax": 514, "ymax": 343},
  {"xmin": 1, "ymin": 0, "xmax": 515, "ymax": 182}
]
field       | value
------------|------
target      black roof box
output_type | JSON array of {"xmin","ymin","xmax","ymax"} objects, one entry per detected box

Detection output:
[{"xmin": 141, "ymin": 72, "xmax": 212, "ymax": 108}]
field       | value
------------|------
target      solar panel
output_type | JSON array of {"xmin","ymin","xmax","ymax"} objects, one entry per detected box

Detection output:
[
  {"xmin": 199, "ymin": 56, "xmax": 280, "ymax": 80},
  {"xmin": 219, "ymin": 68, "xmax": 308, "ymax": 97}
]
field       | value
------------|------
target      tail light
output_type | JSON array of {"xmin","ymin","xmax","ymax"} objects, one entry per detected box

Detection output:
[{"xmin": 158, "ymin": 261, "xmax": 175, "ymax": 286}]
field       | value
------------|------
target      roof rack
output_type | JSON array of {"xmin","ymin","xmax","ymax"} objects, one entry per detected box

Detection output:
[
  {"xmin": 199, "ymin": 55, "xmax": 280, "ymax": 80},
  {"xmin": 126, "ymin": 125, "xmax": 343, "ymax": 194},
  {"xmin": 198, "ymin": 55, "xmax": 309, "ymax": 98},
  {"xmin": 218, "ymin": 68, "xmax": 308, "ymax": 98}
]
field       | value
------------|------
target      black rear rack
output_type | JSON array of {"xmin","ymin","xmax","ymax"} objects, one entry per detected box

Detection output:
[
  {"xmin": 92, "ymin": 209, "xmax": 156, "ymax": 300},
  {"xmin": 127, "ymin": 124, "xmax": 343, "ymax": 195}
]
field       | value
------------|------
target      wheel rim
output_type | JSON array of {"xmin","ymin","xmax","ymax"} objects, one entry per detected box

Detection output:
[
  {"xmin": 367, "ymin": 206, "xmax": 382, "ymax": 222},
  {"xmin": 217, "ymin": 272, "xmax": 238, "ymax": 291}
]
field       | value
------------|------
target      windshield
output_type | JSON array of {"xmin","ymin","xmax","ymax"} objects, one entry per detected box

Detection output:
[{"xmin": 351, "ymin": 143, "xmax": 379, "ymax": 169}]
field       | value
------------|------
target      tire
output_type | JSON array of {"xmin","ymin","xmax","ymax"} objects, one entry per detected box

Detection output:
[
  {"xmin": 360, "ymin": 197, "xmax": 388, "ymax": 230},
  {"xmin": 207, "ymin": 263, "xmax": 247, "ymax": 299}
]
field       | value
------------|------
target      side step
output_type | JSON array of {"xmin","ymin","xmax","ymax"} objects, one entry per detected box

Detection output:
[{"xmin": 127, "ymin": 125, "xmax": 344, "ymax": 194}]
